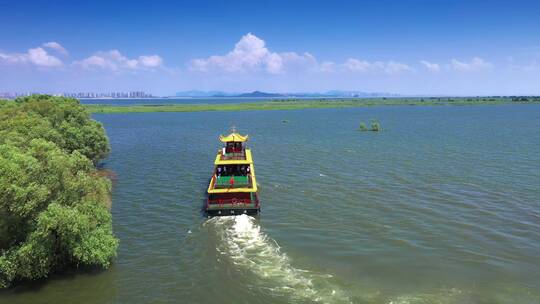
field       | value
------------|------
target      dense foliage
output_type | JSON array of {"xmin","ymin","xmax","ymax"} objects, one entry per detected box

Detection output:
[{"xmin": 0, "ymin": 95, "xmax": 117, "ymax": 288}]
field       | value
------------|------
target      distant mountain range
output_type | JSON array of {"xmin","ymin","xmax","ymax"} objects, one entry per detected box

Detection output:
[
  {"xmin": 175, "ymin": 90, "xmax": 399, "ymax": 98},
  {"xmin": 173, "ymin": 90, "xmax": 239, "ymax": 97}
]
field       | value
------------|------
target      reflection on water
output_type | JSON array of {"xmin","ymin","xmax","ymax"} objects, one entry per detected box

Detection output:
[{"xmin": 2, "ymin": 105, "xmax": 540, "ymax": 303}]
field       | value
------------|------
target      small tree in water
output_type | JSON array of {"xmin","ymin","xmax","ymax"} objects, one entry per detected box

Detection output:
[
  {"xmin": 359, "ymin": 120, "xmax": 382, "ymax": 132},
  {"xmin": 359, "ymin": 122, "xmax": 368, "ymax": 131},
  {"xmin": 370, "ymin": 119, "xmax": 381, "ymax": 131}
]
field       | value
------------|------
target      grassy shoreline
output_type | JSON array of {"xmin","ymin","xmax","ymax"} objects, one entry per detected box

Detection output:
[{"xmin": 85, "ymin": 97, "xmax": 540, "ymax": 114}]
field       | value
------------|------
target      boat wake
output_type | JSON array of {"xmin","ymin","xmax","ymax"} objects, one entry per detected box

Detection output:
[
  {"xmin": 204, "ymin": 215, "xmax": 484, "ymax": 304},
  {"xmin": 206, "ymin": 214, "xmax": 352, "ymax": 303}
]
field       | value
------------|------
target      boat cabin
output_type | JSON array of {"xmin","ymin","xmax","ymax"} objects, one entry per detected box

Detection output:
[
  {"xmin": 225, "ymin": 141, "xmax": 243, "ymax": 154},
  {"xmin": 206, "ymin": 130, "xmax": 260, "ymax": 215},
  {"xmin": 214, "ymin": 132, "xmax": 252, "ymax": 188},
  {"xmin": 219, "ymin": 132, "xmax": 248, "ymax": 159}
]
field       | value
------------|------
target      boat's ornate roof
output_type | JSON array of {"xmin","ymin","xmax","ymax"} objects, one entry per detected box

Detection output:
[{"xmin": 219, "ymin": 132, "xmax": 248, "ymax": 143}]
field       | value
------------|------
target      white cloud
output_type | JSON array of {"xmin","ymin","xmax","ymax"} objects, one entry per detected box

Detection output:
[
  {"xmin": 138, "ymin": 55, "xmax": 163, "ymax": 68},
  {"xmin": 342, "ymin": 58, "xmax": 411, "ymax": 74},
  {"xmin": 74, "ymin": 50, "xmax": 163, "ymax": 71},
  {"xmin": 320, "ymin": 61, "xmax": 336, "ymax": 72},
  {"xmin": 27, "ymin": 48, "xmax": 63, "ymax": 67},
  {"xmin": 420, "ymin": 60, "xmax": 440, "ymax": 72},
  {"xmin": 189, "ymin": 33, "xmax": 411, "ymax": 76},
  {"xmin": 265, "ymin": 52, "xmax": 283, "ymax": 74},
  {"xmin": 0, "ymin": 46, "xmax": 63, "ymax": 67},
  {"xmin": 77, "ymin": 55, "xmax": 112, "ymax": 69},
  {"xmin": 381, "ymin": 61, "xmax": 412, "ymax": 74},
  {"xmin": 42, "ymin": 42, "xmax": 68, "ymax": 55},
  {"xmin": 343, "ymin": 58, "xmax": 371, "ymax": 72},
  {"xmin": 189, "ymin": 33, "xmax": 314, "ymax": 74},
  {"xmin": 0, "ymin": 52, "xmax": 26, "ymax": 64},
  {"xmin": 450, "ymin": 57, "xmax": 493, "ymax": 71}
]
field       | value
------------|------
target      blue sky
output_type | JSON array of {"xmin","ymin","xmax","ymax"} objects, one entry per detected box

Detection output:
[{"xmin": 1, "ymin": 0, "xmax": 540, "ymax": 95}]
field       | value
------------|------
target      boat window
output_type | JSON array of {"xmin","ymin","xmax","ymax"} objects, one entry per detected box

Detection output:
[{"xmin": 216, "ymin": 164, "xmax": 250, "ymax": 176}]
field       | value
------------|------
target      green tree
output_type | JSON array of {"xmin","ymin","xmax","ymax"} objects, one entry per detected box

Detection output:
[
  {"xmin": 0, "ymin": 95, "xmax": 117, "ymax": 288},
  {"xmin": 370, "ymin": 119, "xmax": 381, "ymax": 132},
  {"xmin": 5, "ymin": 95, "xmax": 111, "ymax": 163},
  {"xmin": 359, "ymin": 121, "xmax": 368, "ymax": 131}
]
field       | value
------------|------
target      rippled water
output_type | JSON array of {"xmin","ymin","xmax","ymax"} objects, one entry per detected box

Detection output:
[
  {"xmin": 79, "ymin": 97, "xmax": 291, "ymax": 105},
  {"xmin": 2, "ymin": 105, "xmax": 540, "ymax": 303},
  {"xmin": 78, "ymin": 97, "xmax": 369, "ymax": 106},
  {"xmin": 80, "ymin": 97, "xmax": 332, "ymax": 106}
]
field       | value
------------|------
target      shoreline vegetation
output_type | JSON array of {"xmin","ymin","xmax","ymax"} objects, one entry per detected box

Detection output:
[
  {"xmin": 84, "ymin": 97, "xmax": 540, "ymax": 114},
  {"xmin": 0, "ymin": 95, "xmax": 117, "ymax": 288}
]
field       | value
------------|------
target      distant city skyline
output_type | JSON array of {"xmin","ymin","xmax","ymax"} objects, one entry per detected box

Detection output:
[
  {"xmin": 0, "ymin": 91, "xmax": 154, "ymax": 99},
  {"xmin": 1, "ymin": 0, "xmax": 540, "ymax": 95}
]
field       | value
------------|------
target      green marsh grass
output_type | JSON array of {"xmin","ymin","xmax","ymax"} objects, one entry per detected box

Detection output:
[{"xmin": 85, "ymin": 97, "xmax": 540, "ymax": 114}]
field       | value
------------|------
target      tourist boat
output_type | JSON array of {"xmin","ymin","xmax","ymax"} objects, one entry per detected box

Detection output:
[{"xmin": 205, "ymin": 129, "xmax": 260, "ymax": 215}]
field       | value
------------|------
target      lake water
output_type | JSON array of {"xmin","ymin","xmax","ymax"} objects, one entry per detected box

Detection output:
[
  {"xmin": 2, "ymin": 105, "xmax": 540, "ymax": 303},
  {"xmin": 78, "ymin": 97, "xmax": 360, "ymax": 106},
  {"xmin": 79, "ymin": 97, "xmax": 286, "ymax": 105}
]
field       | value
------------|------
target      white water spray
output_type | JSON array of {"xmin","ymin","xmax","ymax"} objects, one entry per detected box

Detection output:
[
  {"xmin": 204, "ymin": 215, "xmax": 474, "ymax": 304},
  {"xmin": 206, "ymin": 214, "xmax": 351, "ymax": 303}
]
